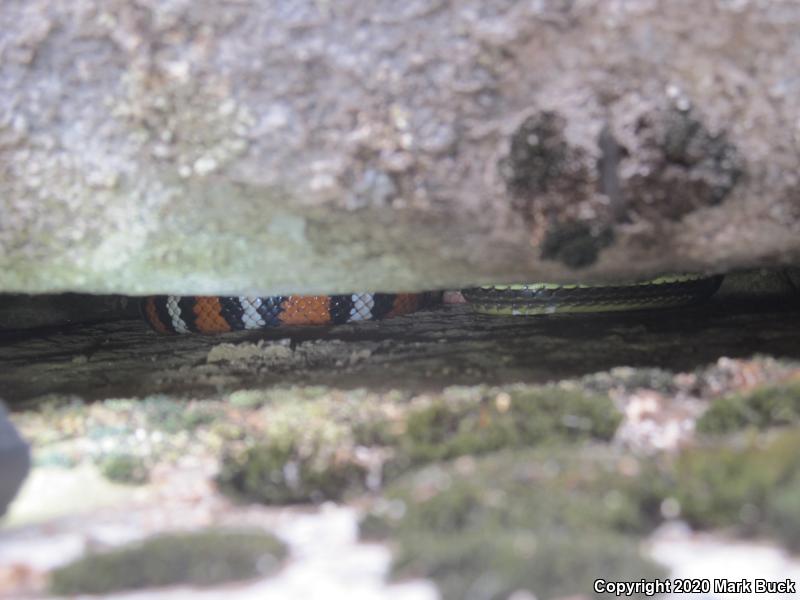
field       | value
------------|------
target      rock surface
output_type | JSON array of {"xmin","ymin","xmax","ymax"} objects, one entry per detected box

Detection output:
[
  {"xmin": 1, "ymin": 0, "xmax": 799, "ymax": 295},
  {"xmin": 4, "ymin": 358, "xmax": 800, "ymax": 598}
]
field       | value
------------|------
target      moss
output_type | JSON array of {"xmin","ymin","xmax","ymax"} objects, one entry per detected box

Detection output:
[
  {"xmin": 49, "ymin": 528, "xmax": 287, "ymax": 595},
  {"xmin": 218, "ymin": 385, "xmax": 620, "ymax": 504},
  {"xmin": 668, "ymin": 432, "xmax": 800, "ymax": 542},
  {"xmin": 217, "ymin": 437, "xmax": 366, "ymax": 504},
  {"xmin": 217, "ymin": 399, "xmax": 370, "ymax": 504},
  {"xmin": 765, "ymin": 475, "xmax": 800, "ymax": 552},
  {"xmin": 365, "ymin": 448, "xmax": 664, "ymax": 600},
  {"xmin": 364, "ymin": 430, "xmax": 800, "ymax": 599},
  {"xmin": 598, "ymin": 430, "xmax": 800, "ymax": 550},
  {"xmin": 99, "ymin": 453, "xmax": 149, "ymax": 485},
  {"xmin": 401, "ymin": 530, "xmax": 662, "ymax": 600},
  {"xmin": 697, "ymin": 381, "xmax": 800, "ymax": 434},
  {"xmin": 378, "ymin": 449, "xmax": 658, "ymax": 539},
  {"xmin": 394, "ymin": 386, "xmax": 620, "ymax": 468}
]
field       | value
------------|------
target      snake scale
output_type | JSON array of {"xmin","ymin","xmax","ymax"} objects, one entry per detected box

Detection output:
[{"xmin": 141, "ymin": 275, "xmax": 723, "ymax": 334}]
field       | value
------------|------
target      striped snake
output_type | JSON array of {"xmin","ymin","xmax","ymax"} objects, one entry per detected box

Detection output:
[{"xmin": 141, "ymin": 275, "xmax": 723, "ymax": 334}]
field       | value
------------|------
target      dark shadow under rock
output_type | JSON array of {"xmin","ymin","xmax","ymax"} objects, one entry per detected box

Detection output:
[{"xmin": 0, "ymin": 293, "xmax": 799, "ymax": 406}]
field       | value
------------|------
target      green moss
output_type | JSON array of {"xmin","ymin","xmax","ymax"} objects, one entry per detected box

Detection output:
[
  {"xmin": 593, "ymin": 430, "xmax": 800, "ymax": 551},
  {"xmin": 217, "ymin": 399, "xmax": 370, "ymax": 504},
  {"xmin": 395, "ymin": 386, "xmax": 620, "ymax": 468},
  {"xmin": 217, "ymin": 437, "xmax": 366, "ymax": 504},
  {"xmin": 668, "ymin": 432, "xmax": 800, "ymax": 546},
  {"xmin": 401, "ymin": 530, "xmax": 661, "ymax": 600},
  {"xmin": 697, "ymin": 381, "xmax": 800, "ymax": 434},
  {"xmin": 364, "ymin": 430, "xmax": 800, "ymax": 599},
  {"xmin": 365, "ymin": 448, "xmax": 664, "ymax": 600},
  {"xmin": 765, "ymin": 476, "xmax": 800, "ymax": 552},
  {"xmin": 218, "ymin": 385, "xmax": 620, "ymax": 504},
  {"xmin": 99, "ymin": 453, "xmax": 149, "ymax": 485},
  {"xmin": 49, "ymin": 528, "xmax": 287, "ymax": 595}
]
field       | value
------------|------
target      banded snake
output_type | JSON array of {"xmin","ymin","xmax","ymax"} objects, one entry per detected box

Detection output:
[{"xmin": 141, "ymin": 274, "xmax": 723, "ymax": 334}]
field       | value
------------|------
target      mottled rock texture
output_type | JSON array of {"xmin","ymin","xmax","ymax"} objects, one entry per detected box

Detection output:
[{"xmin": 1, "ymin": 0, "xmax": 799, "ymax": 295}]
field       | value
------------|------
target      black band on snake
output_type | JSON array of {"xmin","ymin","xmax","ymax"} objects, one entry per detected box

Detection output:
[{"xmin": 141, "ymin": 275, "xmax": 723, "ymax": 334}]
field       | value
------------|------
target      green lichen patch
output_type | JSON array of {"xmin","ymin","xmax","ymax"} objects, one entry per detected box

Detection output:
[
  {"xmin": 49, "ymin": 528, "xmax": 287, "ymax": 596},
  {"xmin": 363, "ymin": 447, "xmax": 665, "ymax": 600},
  {"xmin": 696, "ymin": 380, "xmax": 800, "ymax": 434},
  {"xmin": 217, "ymin": 385, "xmax": 620, "ymax": 504}
]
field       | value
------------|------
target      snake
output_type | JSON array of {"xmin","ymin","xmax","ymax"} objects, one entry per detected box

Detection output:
[
  {"xmin": 140, "ymin": 275, "xmax": 723, "ymax": 334},
  {"xmin": 461, "ymin": 273, "xmax": 725, "ymax": 316},
  {"xmin": 140, "ymin": 292, "xmax": 442, "ymax": 334}
]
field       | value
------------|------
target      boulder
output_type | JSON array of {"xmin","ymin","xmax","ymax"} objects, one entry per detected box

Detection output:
[{"xmin": 1, "ymin": 0, "xmax": 799, "ymax": 295}]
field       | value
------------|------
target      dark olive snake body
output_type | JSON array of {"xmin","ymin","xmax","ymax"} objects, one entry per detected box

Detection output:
[{"xmin": 461, "ymin": 274, "xmax": 724, "ymax": 317}]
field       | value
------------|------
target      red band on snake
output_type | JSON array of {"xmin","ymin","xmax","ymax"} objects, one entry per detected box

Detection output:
[{"xmin": 141, "ymin": 293, "xmax": 441, "ymax": 334}]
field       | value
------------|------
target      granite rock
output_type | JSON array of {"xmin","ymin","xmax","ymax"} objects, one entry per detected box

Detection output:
[{"xmin": 1, "ymin": 0, "xmax": 798, "ymax": 295}]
